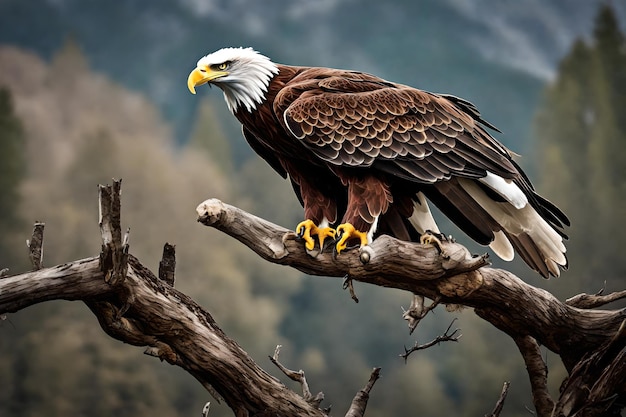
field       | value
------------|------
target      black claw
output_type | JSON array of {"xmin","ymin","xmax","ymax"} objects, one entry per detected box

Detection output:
[
  {"xmin": 342, "ymin": 274, "xmax": 350, "ymax": 290},
  {"xmin": 332, "ymin": 242, "xmax": 340, "ymax": 259},
  {"xmin": 321, "ymin": 238, "xmax": 335, "ymax": 253}
]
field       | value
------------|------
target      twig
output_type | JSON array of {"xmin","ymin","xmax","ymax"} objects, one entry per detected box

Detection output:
[
  {"xmin": 485, "ymin": 381, "xmax": 510, "ymax": 417},
  {"xmin": 566, "ymin": 282, "xmax": 626, "ymax": 309},
  {"xmin": 343, "ymin": 275, "xmax": 359, "ymax": 303},
  {"xmin": 402, "ymin": 294, "xmax": 441, "ymax": 334},
  {"xmin": 401, "ymin": 319, "xmax": 461, "ymax": 362},
  {"xmin": 344, "ymin": 367, "xmax": 381, "ymax": 417},
  {"xmin": 269, "ymin": 345, "xmax": 325, "ymax": 408}
]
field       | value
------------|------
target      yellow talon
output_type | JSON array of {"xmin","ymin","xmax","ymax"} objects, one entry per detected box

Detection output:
[
  {"xmin": 335, "ymin": 223, "xmax": 369, "ymax": 254},
  {"xmin": 420, "ymin": 231, "xmax": 444, "ymax": 254},
  {"xmin": 420, "ymin": 234, "xmax": 436, "ymax": 246},
  {"xmin": 316, "ymin": 226, "xmax": 336, "ymax": 249},
  {"xmin": 296, "ymin": 220, "xmax": 316, "ymax": 250},
  {"xmin": 296, "ymin": 220, "xmax": 336, "ymax": 251}
]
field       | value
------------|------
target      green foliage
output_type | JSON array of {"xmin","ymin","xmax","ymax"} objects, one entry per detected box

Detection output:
[{"xmin": 534, "ymin": 4, "xmax": 626, "ymax": 291}]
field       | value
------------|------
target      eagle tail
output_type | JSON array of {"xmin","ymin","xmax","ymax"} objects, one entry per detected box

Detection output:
[{"xmin": 417, "ymin": 178, "xmax": 567, "ymax": 278}]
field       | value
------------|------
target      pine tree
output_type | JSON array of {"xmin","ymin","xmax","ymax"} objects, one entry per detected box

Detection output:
[
  {"xmin": 534, "ymin": 4, "xmax": 626, "ymax": 288},
  {"xmin": 594, "ymin": 4, "xmax": 626, "ymax": 126}
]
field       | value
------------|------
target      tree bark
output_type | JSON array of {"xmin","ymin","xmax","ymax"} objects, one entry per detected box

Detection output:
[{"xmin": 0, "ymin": 183, "xmax": 624, "ymax": 416}]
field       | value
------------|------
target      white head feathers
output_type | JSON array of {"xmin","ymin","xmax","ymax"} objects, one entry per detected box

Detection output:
[{"xmin": 196, "ymin": 47, "xmax": 279, "ymax": 113}]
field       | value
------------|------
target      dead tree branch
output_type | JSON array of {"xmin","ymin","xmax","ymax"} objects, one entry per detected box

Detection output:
[
  {"xmin": 485, "ymin": 381, "xmax": 510, "ymax": 417},
  {"xmin": 566, "ymin": 285, "xmax": 626, "ymax": 309},
  {"xmin": 401, "ymin": 319, "xmax": 461, "ymax": 362},
  {"xmin": 555, "ymin": 320, "xmax": 626, "ymax": 417},
  {"xmin": 26, "ymin": 221, "xmax": 45, "ymax": 270},
  {"xmin": 196, "ymin": 197, "xmax": 626, "ymax": 416},
  {"xmin": 513, "ymin": 335, "xmax": 554, "ymax": 417},
  {"xmin": 402, "ymin": 294, "xmax": 441, "ymax": 334},
  {"xmin": 2, "ymin": 182, "xmax": 379, "ymax": 417},
  {"xmin": 158, "ymin": 242, "xmax": 176, "ymax": 286},
  {"xmin": 269, "ymin": 345, "xmax": 326, "ymax": 409},
  {"xmin": 344, "ymin": 368, "xmax": 381, "ymax": 417}
]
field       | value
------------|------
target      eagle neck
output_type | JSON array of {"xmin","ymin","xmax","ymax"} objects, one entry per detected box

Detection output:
[
  {"xmin": 234, "ymin": 65, "xmax": 303, "ymax": 124},
  {"xmin": 234, "ymin": 65, "xmax": 310, "ymax": 154}
]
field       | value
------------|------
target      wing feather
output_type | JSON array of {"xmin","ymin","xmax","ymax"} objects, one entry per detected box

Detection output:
[{"xmin": 275, "ymin": 74, "xmax": 517, "ymax": 185}]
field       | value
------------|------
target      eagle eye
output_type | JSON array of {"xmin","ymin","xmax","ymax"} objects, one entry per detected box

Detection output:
[{"xmin": 212, "ymin": 62, "xmax": 229, "ymax": 71}]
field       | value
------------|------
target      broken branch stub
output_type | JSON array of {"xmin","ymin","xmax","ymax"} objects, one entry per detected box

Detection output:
[
  {"xmin": 26, "ymin": 222, "xmax": 45, "ymax": 270},
  {"xmin": 98, "ymin": 180, "xmax": 128, "ymax": 285}
]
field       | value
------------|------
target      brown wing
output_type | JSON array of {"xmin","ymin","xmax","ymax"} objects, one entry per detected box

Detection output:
[{"xmin": 275, "ymin": 71, "xmax": 519, "ymax": 185}]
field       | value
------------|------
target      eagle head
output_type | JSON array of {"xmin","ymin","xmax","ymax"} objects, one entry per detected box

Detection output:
[{"xmin": 187, "ymin": 47, "xmax": 279, "ymax": 113}]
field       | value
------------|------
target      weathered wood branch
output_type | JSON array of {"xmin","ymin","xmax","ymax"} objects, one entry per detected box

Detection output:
[
  {"xmin": 26, "ymin": 221, "xmax": 45, "ymax": 270},
  {"xmin": 486, "ymin": 382, "xmax": 511, "ymax": 417},
  {"xmin": 344, "ymin": 367, "xmax": 381, "ymax": 417},
  {"xmin": 1, "ymin": 252, "xmax": 335, "ymax": 416},
  {"xmin": 196, "ymin": 198, "xmax": 626, "ymax": 416},
  {"xmin": 158, "ymin": 242, "xmax": 176, "ymax": 286},
  {"xmin": 566, "ymin": 285, "xmax": 626, "ymax": 309},
  {"xmin": 0, "ymin": 183, "xmax": 385, "ymax": 417},
  {"xmin": 401, "ymin": 319, "xmax": 461, "ymax": 362},
  {"xmin": 269, "ymin": 345, "xmax": 326, "ymax": 409},
  {"xmin": 513, "ymin": 335, "xmax": 554, "ymax": 417}
]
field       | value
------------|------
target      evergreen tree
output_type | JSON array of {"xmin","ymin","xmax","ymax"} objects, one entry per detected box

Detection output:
[
  {"xmin": 594, "ymin": 4, "xmax": 626, "ymax": 122},
  {"xmin": 534, "ymin": 5, "xmax": 626, "ymax": 289}
]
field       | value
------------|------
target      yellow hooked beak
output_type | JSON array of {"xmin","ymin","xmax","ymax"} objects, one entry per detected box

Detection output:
[{"xmin": 187, "ymin": 66, "xmax": 229, "ymax": 94}]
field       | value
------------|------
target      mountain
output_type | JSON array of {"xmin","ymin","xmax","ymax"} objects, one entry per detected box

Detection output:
[{"xmin": 1, "ymin": 0, "xmax": 623, "ymax": 153}]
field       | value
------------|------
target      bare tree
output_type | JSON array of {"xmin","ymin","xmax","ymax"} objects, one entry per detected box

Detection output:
[{"xmin": 1, "ymin": 180, "xmax": 624, "ymax": 416}]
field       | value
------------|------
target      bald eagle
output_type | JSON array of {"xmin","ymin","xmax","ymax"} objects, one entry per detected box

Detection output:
[{"xmin": 188, "ymin": 47, "xmax": 569, "ymax": 278}]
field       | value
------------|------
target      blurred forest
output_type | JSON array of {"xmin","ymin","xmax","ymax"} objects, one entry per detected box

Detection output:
[{"xmin": 0, "ymin": 2, "xmax": 625, "ymax": 417}]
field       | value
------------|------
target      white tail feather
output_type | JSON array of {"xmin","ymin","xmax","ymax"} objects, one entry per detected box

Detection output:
[
  {"xmin": 409, "ymin": 192, "xmax": 440, "ymax": 234},
  {"xmin": 458, "ymin": 178, "xmax": 566, "ymax": 273},
  {"xmin": 489, "ymin": 230, "xmax": 514, "ymax": 261},
  {"xmin": 478, "ymin": 172, "xmax": 528, "ymax": 209}
]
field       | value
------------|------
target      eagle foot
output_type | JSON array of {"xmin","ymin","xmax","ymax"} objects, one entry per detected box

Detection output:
[
  {"xmin": 334, "ymin": 223, "xmax": 369, "ymax": 255},
  {"xmin": 295, "ymin": 219, "xmax": 337, "ymax": 251},
  {"xmin": 420, "ymin": 230, "xmax": 448, "ymax": 256}
]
